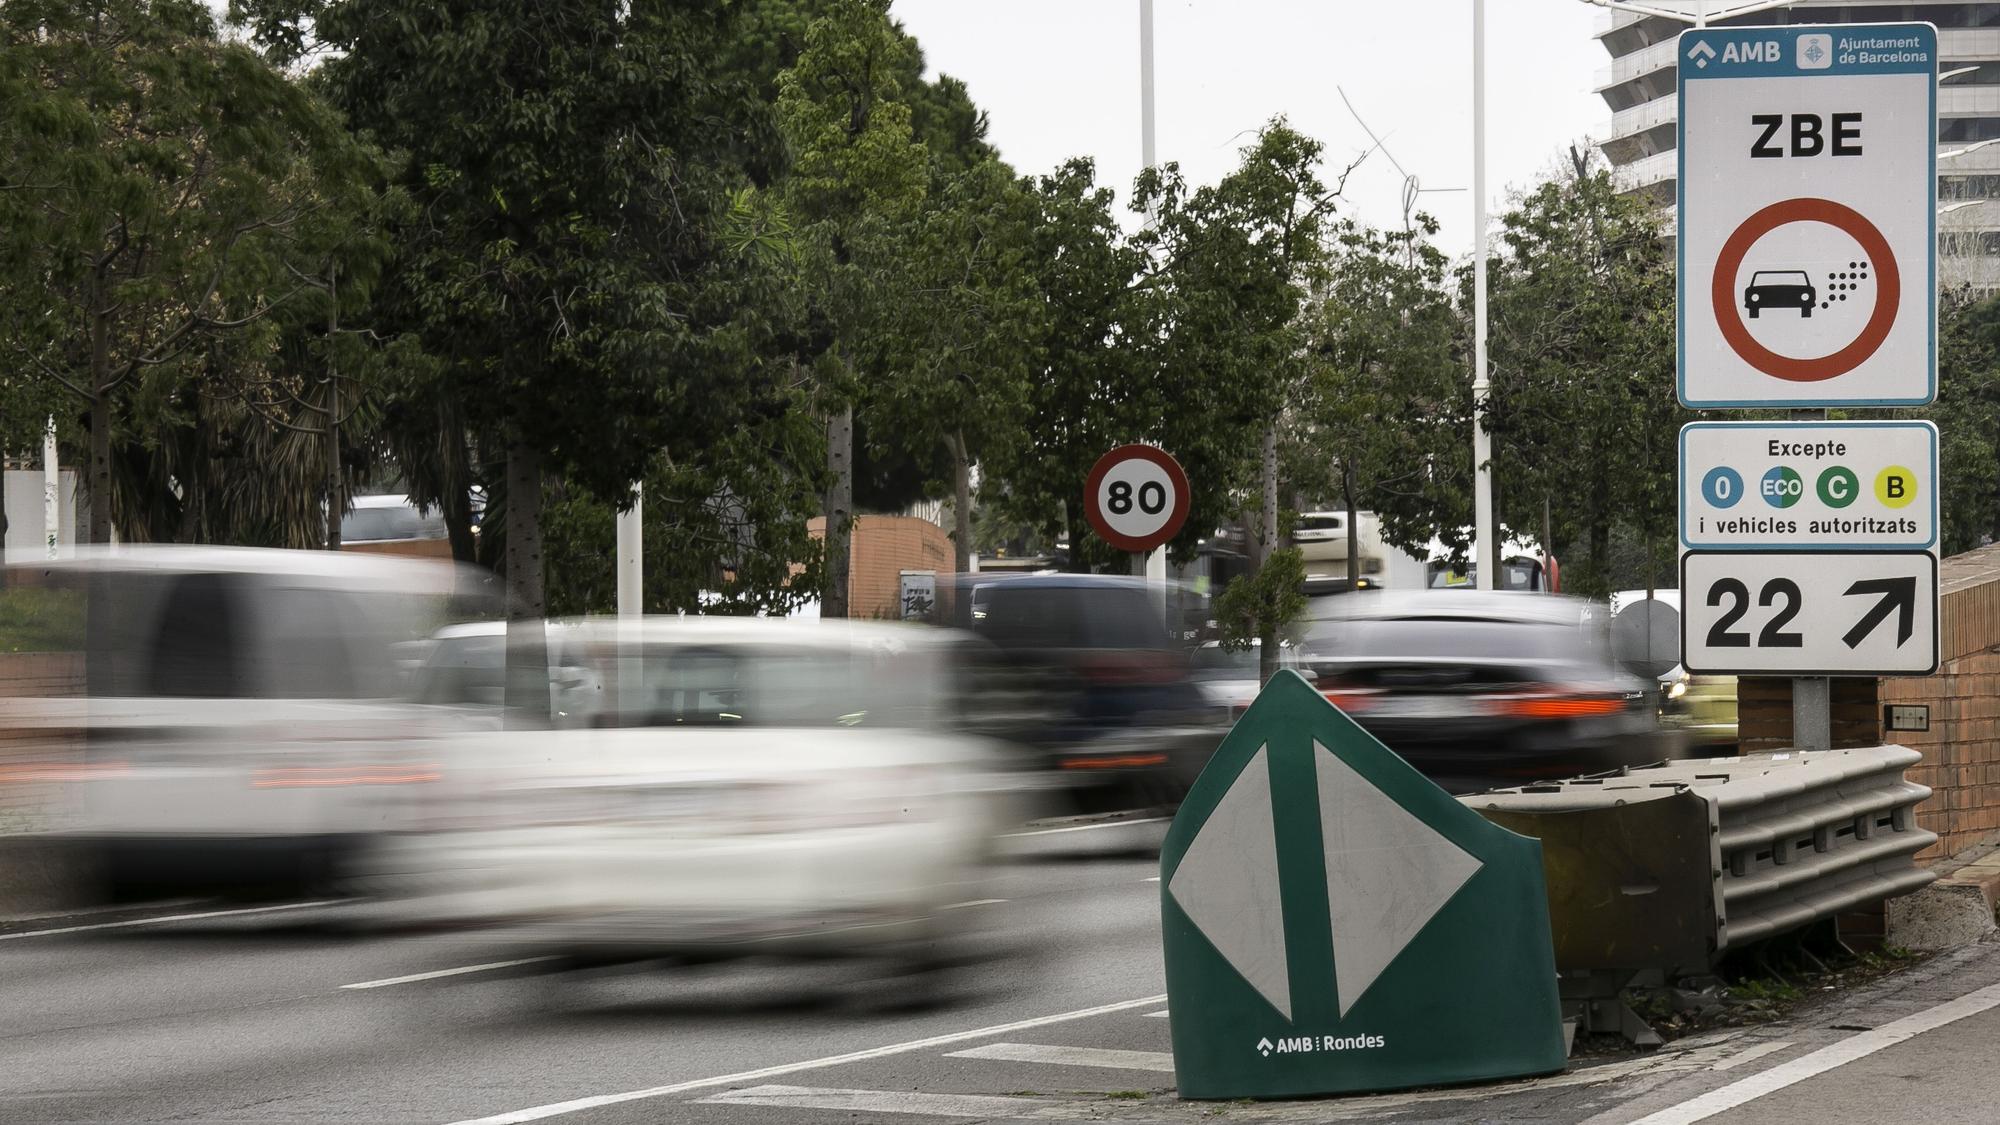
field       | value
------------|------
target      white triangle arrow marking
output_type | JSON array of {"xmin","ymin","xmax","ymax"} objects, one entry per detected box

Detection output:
[
  {"xmin": 1315, "ymin": 740, "xmax": 1482, "ymax": 1017},
  {"xmin": 1168, "ymin": 744, "xmax": 1290, "ymax": 1021}
]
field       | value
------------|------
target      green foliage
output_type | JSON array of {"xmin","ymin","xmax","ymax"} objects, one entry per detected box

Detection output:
[
  {"xmin": 305, "ymin": 0, "xmax": 784, "ymax": 504},
  {"xmin": 863, "ymin": 156, "xmax": 1042, "ymax": 507},
  {"xmin": 540, "ymin": 406, "xmax": 827, "ymax": 618},
  {"xmin": 1, "ymin": 0, "xmax": 382, "ymax": 542},
  {"xmin": 1130, "ymin": 120, "xmax": 1338, "ymax": 562},
  {"xmin": 1481, "ymin": 152, "xmax": 1686, "ymax": 597},
  {"xmin": 1915, "ymin": 288, "xmax": 2000, "ymax": 555},
  {"xmin": 1211, "ymin": 548, "xmax": 1307, "ymax": 680},
  {"xmin": 981, "ymin": 157, "xmax": 1146, "ymax": 563},
  {"xmin": 1292, "ymin": 216, "xmax": 1468, "ymax": 561}
]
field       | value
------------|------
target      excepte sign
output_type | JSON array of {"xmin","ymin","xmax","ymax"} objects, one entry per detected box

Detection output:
[
  {"xmin": 1677, "ymin": 24, "xmax": 1936, "ymax": 407},
  {"xmin": 1679, "ymin": 421, "xmax": 1937, "ymax": 551}
]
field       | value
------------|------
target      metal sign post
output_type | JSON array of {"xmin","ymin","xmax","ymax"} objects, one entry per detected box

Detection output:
[{"xmin": 1676, "ymin": 23, "xmax": 1942, "ymax": 743}]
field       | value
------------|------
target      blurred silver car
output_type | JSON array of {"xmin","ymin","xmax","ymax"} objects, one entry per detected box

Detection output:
[
  {"xmin": 1299, "ymin": 592, "xmax": 1684, "ymax": 793},
  {"xmin": 378, "ymin": 618, "xmax": 1013, "ymax": 980}
]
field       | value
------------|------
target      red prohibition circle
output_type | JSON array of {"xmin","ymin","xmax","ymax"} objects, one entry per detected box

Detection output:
[
  {"xmin": 1711, "ymin": 197, "xmax": 1899, "ymax": 383},
  {"xmin": 1084, "ymin": 443, "xmax": 1191, "ymax": 553}
]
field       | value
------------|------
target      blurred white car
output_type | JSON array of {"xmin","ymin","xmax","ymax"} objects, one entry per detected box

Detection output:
[
  {"xmin": 5, "ymin": 546, "xmax": 484, "ymax": 901},
  {"xmin": 378, "ymin": 618, "xmax": 1013, "ymax": 979}
]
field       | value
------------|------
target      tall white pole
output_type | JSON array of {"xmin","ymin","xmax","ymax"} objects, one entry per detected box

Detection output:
[
  {"xmin": 1472, "ymin": 0, "xmax": 1494, "ymax": 591},
  {"xmin": 42, "ymin": 416, "xmax": 58, "ymax": 560},
  {"xmin": 1140, "ymin": 0, "xmax": 1155, "ymax": 169},
  {"xmin": 616, "ymin": 487, "xmax": 641, "ymax": 617},
  {"xmin": 1139, "ymin": 0, "xmax": 1168, "ymax": 601}
]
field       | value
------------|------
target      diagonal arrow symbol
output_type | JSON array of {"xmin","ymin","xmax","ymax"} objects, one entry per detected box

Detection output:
[{"xmin": 1843, "ymin": 577, "xmax": 1916, "ymax": 649}]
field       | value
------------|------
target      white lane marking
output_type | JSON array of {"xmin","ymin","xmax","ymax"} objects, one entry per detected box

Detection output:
[
  {"xmin": 1143, "ymin": 1009, "xmax": 1169, "ymax": 1018},
  {"xmin": 946, "ymin": 1041, "xmax": 1175, "ymax": 1073},
  {"xmin": 0, "ymin": 900, "xmax": 337, "ymax": 941},
  {"xmin": 1142, "ymin": 876, "xmax": 1160, "ymax": 882},
  {"xmin": 696, "ymin": 1085, "xmax": 1055, "ymax": 1118},
  {"xmin": 940, "ymin": 899, "xmax": 1007, "ymax": 910},
  {"xmin": 1626, "ymin": 981, "xmax": 2000, "ymax": 1124},
  {"xmin": 998, "ymin": 817, "xmax": 1168, "ymax": 838},
  {"xmin": 444, "ymin": 992, "xmax": 1169, "ymax": 1124},
  {"xmin": 342, "ymin": 957, "xmax": 558, "ymax": 990},
  {"xmin": 1708, "ymin": 1040, "xmax": 1791, "ymax": 1072}
]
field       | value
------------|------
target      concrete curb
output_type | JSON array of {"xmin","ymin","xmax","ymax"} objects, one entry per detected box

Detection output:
[{"xmin": 1889, "ymin": 837, "xmax": 2000, "ymax": 951}]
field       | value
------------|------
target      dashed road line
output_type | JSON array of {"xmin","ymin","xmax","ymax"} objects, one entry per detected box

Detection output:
[
  {"xmin": 342, "ymin": 957, "xmax": 558, "ymax": 990},
  {"xmin": 946, "ymin": 1041, "xmax": 1175, "ymax": 1073},
  {"xmin": 444, "ymin": 992, "xmax": 1168, "ymax": 1124}
]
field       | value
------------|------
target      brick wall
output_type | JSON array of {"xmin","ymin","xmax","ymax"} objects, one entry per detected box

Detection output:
[
  {"xmin": 1878, "ymin": 542, "xmax": 2000, "ymax": 859},
  {"xmin": 808, "ymin": 515, "xmax": 958, "ymax": 621},
  {"xmin": 0, "ymin": 651, "xmax": 85, "ymax": 835},
  {"xmin": 1737, "ymin": 676, "xmax": 1882, "ymax": 754}
]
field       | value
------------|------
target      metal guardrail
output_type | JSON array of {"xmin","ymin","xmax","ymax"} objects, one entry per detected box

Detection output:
[{"xmin": 1462, "ymin": 746, "xmax": 1937, "ymax": 970}]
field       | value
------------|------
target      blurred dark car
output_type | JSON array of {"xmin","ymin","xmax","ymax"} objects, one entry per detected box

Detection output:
[
  {"xmin": 1299, "ymin": 591, "xmax": 1683, "ymax": 794},
  {"xmin": 964, "ymin": 574, "xmax": 1228, "ymax": 813}
]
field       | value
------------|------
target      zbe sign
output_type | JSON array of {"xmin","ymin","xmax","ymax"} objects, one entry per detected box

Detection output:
[{"xmin": 1678, "ymin": 24, "xmax": 1936, "ymax": 408}]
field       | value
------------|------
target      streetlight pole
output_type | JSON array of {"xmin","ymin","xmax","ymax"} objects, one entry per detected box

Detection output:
[
  {"xmin": 1472, "ymin": 0, "xmax": 1494, "ymax": 590},
  {"xmin": 1139, "ymin": 0, "xmax": 1155, "ymax": 171},
  {"xmin": 1137, "ymin": 0, "xmax": 1168, "ymax": 595}
]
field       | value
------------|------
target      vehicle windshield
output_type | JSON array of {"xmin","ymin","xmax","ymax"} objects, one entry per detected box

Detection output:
[{"xmin": 1750, "ymin": 271, "xmax": 1810, "ymax": 286}]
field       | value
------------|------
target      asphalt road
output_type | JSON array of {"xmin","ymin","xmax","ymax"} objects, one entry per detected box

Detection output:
[{"xmin": 11, "ymin": 820, "xmax": 2000, "ymax": 1125}]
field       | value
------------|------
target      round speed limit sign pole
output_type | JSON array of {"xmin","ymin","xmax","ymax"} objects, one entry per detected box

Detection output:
[{"xmin": 1085, "ymin": 444, "xmax": 1191, "ymax": 573}]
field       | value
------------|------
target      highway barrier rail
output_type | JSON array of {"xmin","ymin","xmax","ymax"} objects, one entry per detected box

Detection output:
[{"xmin": 1461, "ymin": 747, "xmax": 1936, "ymax": 1039}]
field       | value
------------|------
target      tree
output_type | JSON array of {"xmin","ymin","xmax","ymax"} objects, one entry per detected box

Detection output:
[
  {"xmin": 1291, "ymin": 216, "xmax": 1468, "ymax": 585},
  {"xmin": 2, "ymin": 0, "xmax": 375, "ymax": 544},
  {"xmin": 1922, "ymin": 288, "xmax": 2000, "ymax": 555},
  {"xmin": 1482, "ymin": 148, "xmax": 1685, "ymax": 597},
  {"xmin": 773, "ymin": 0, "xmax": 927, "ymax": 618},
  {"xmin": 865, "ymin": 157, "xmax": 1042, "ymax": 597},
  {"xmin": 1135, "ymin": 120, "xmax": 1339, "ymax": 680},
  {"xmin": 980, "ymin": 158, "xmax": 1146, "ymax": 566},
  {"xmin": 262, "ymin": 0, "xmax": 786, "ymax": 713}
]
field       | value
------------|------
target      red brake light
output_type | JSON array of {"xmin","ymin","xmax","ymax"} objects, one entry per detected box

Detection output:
[
  {"xmin": 1484, "ymin": 692, "xmax": 1627, "ymax": 719},
  {"xmin": 1322, "ymin": 690, "xmax": 1381, "ymax": 713}
]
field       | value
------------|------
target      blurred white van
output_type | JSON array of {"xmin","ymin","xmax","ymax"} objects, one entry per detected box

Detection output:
[{"xmin": 4, "ymin": 546, "xmax": 487, "ymax": 901}]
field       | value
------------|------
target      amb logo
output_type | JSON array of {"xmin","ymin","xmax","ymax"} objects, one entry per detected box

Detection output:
[{"xmin": 1256, "ymin": 1034, "xmax": 1387, "ymax": 1057}]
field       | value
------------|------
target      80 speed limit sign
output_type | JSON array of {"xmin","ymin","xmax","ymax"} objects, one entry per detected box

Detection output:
[{"xmin": 1084, "ymin": 444, "xmax": 1191, "ymax": 553}]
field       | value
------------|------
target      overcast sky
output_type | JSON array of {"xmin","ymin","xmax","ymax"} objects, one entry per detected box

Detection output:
[{"xmin": 891, "ymin": 0, "xmax": 1613, "ymax": 259}]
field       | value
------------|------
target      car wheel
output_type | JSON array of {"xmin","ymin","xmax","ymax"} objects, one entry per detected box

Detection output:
[{"xmin": 1748, "ymin": 307, "xmax": 1760, "ymax": 318}]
